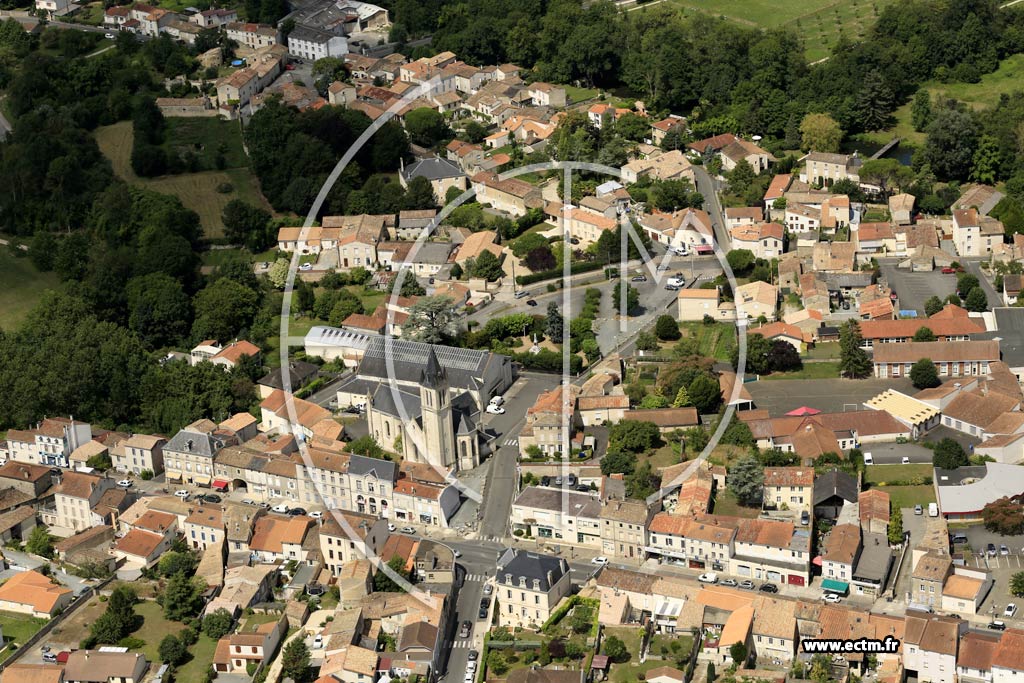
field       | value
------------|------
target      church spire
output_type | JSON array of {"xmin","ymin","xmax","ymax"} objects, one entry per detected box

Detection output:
[{"xmin": 421, "ymin": 345, "xmax": 446, "ymax": 389}]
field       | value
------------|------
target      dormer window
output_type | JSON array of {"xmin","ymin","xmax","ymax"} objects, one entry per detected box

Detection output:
[
  {"xmin": 532, "ymin": 579, "xmax": 540, "ymax": 591},
  {"xmin": 504, "ymin": 573, "xmax": 512, "ymax": 585},
  {"xmin": 519, "ymin": 576, "xmax": 526, "ymax": 587}
]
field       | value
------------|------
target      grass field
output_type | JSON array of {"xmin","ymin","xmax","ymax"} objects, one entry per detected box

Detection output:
[
  {"xmin": 712, "ymin": 488, "xmax": 761, "ymax": 518},
  {"xmin": 861, "ymin": 53, "xmax": 1024, "ymax": 146},
  {"xmin": 0, "ymin": 611, "xmax": 48, "ymax": 661},
  {"xmin": 760, "ymin": 361, "xmax": 841, "ymax": 380},
  {"xmin": 0, "ymin": 248, "xmax": 60, "ymax": 330},
  {"xmin": 664, "ymin": 0, "xmax": 897, "ymax": 62},
  {"xmin": 872, "ymin": 484, "xmax": 935, "ymax": 508},
  {"xmin": 680, "ymin": 321, "xmax": 736, "ymax": 362},
  {"xmin": 563, "ymin": 85, "xmax": 601, "ymax": 104},
  {"xmin": 865, "ymin": 463, "xmax": 931, "ymax": 484},
  {"xmin": 93, "ymin": 120, "xmax": 271, "ymax": 239},
  {"xmin": 134, "ymin": 601, "xmax": 218, "ymax": 681}
]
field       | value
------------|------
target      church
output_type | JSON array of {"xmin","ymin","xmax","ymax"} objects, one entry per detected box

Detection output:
[{"xmin": 364, "ymin": 346, "xmax": 490, "ymax": 472}]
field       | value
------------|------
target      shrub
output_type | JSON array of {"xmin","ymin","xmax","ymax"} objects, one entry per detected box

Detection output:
[{"xmin": 140, "ymin": 469, "xmax": 154, "ymax": 480}]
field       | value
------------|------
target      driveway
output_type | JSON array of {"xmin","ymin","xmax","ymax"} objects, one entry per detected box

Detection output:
[{"xmin": 747, "ymin": 377, "xmax": 916, "ymax": 415}]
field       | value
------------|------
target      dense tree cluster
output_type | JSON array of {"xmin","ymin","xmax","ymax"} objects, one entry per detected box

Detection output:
[{"xmin": 244, "ymin": 99, "xmax": 409, "ymax": 217}]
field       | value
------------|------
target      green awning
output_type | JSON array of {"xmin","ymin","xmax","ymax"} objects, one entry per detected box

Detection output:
[{"xmin": 822, "ymin": 579, "xmax": 849, "ymax": 593}]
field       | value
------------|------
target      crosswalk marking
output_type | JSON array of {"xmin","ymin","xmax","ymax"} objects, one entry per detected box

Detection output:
[
  {"xmin": 503, "ymin": 438, "xmax": 518, "ymax": 447},
  {"xmin": 465, "ymin": 573, "xmax": 487, "ymax": 582}
]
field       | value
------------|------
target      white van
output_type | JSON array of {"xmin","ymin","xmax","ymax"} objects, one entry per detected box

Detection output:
[
  {"xmin": 666, "ymin": 277, "xmax": 686, "ymax": 288},
  {"xmin": 489, "ymin": 395, "xmax": 504, "ymax": 406},
  {"xmin": 863, "ymin": 452, "xmax": 873, "ymax": 465},
  {"xmin": 928, "ymin": 503, "xmax": 939, "ymax": 517}
]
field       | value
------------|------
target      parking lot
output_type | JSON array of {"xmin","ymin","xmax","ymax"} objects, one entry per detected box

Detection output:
[{"xmin": 878, "ymin": 261, "xmax": 957, "ymax": 314}]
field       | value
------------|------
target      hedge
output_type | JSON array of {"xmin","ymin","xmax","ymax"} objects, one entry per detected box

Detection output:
[{"xmin": 515, "ymin": 260, "xmax": 605, "ymax": 286}]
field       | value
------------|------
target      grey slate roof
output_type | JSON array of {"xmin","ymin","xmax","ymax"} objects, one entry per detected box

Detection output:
[
  {"xmin": 259, "ymin": 361, "xmax": 319, "ymax": 392},
  {"xmin": 370, "ymin": 384, "xmax": 422, "ymax": 418},
  {"xmin": 356, "ymin": 338, "xmax": 509, "ymax": 395},
  {"xmin": 165, "ymin": 428, "xmax": 223, "ymax": 457},
  {"xmin": 513, "ymin": 486, "xmax": 600, "ymax": 517},
  {"xmin": 347, "ymin": 453, "xmax": 396, "ymax": 482},
  {"xmin": 813, "ymin": 470, "xmax": 858, "ymax": 506},
  {"xmin": 402, "ymin": 157, "xmax": 465, "ymax": 182},
  {"xmin": 496, "ymin": 548, "xmax": 568, "ymax": 592}
]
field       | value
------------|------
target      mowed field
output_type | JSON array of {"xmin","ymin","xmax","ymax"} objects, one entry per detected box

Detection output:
[
  {"xmin": 93, "ymin": 119, "xmax": 273, "ymax": 239},
  {"xmin": 663, "ymin": 0, "xmax": 899, "ymax": 62},
  {"xmin": 859, "ymin": 53, "xmax": 1024, "ymax": 146},
  {"xmin": 0, "ymin": 248, "xmax": 59, "ymax": 330}
]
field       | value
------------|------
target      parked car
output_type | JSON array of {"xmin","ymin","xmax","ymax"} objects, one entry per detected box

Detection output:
[
  {"xmin": 478, "ymin": 606, "xmax": 489, "ymax": 619},
  {"xmin": 468, "ymin": 650, "xmax": 479, "ymax": 662},
  {"xmin": 569, "ymin": 238, "xmax": 581, "ymax": 245},
  {"xmin": 271, "ymin": 504, "xmax": 290, "ymax": 513},
  {"xmin": 483, "ymin": 584, "xmax": 493, "ymax": 596},
  {"xmin": 388, "ymin": 523, "xmax": 396, "ymax": 532},
  {"xmin": 104, "ymin": 32, "xmax": 115, "ymax": 39},
  {"xmin": 941, "ymin": 267, "xmax": 956, "ymax": 274},
  {"xmin": 42, "ymin": 653, "xmax": 57, "ymax": 664},
  {"xmin": 664, "ymin": 284, "xmax": 680, "ymax": 291},
  {"xmin": 630, "ymin": 275, "xmax": 648, "ymax": 282},
  {"xmin": 1001, "ymin": 545, "xmax": 1011, "ymax": 556},
  {"xmin": 309, "ymin": 511, "xmax": 323, "ymax": 519},
  {"xmin": 1006, "ymin": 603, "xmax": 1018, "ymax": 617},
  {"xmin": 401, "ymin": 526, "xmax": 415, "ymax": 534},
  {"xmin": 759, "ymin": 583, "xmax": 779, "ymax": 593},
  {"xmin": 988, "ymin": 543, "xmax": 998, "ymax": 556},
  {"xmin": 591, "ymin": 556, "xmax": 609, "ymax": 565},
  {"xmin": 800, "ymin": 511, "xmax": 810, "ymax": 526},
  {"xmin": 666, "ymin": 277, "xmax": 686, "ymax": 287},
  {"xmin": 822, "ymin": 593, "xmax": 842, "ymax": 604},
  {"xmin": 515, "ymin": 290, "xmax": 530, "ymax": 299},
  {"xmin": 202, "ymin": 494, "xmax": 221, "ymax": 504},
  {"xmin": 901, "ymin": 456, "xmax": 911, "ymax": 464},
  {"xmin": 489, "ymin": 395, "xmax": 505, "ymax": 406},
  {"xmin": 116, "ymin": 479, "xmax": 133, "ymax": 488},
  {"xmin": 719, "ymin": 579, "xmax": 738, "ymax": 587},
  {"xmin": 526, "ymin": 299, "xmax": 538, "ymax": 307},
  {"xmin": 299, "ymin": 262, "xmax": 313, "ymax": 271},
  {"xmin": 697, "ymin": 572, "xmax": 718, "ymax": 584},
  {"xmin": 485, "ymin": 404, "xmax": 505, "ymax": 415},
  {"xmin": 738, "ymin": 580, "xmax": 755, "ymax": 590},
  {"xmin": 989, "ymin": 621, "xmax": 1008, "ymax": 630},
  {"xmin": 459, "ymin": 621, "xmax": 471, "ymax": 638},
  {"xmin": 174, "ymin": 490, "xmax": 190, "ymax": 499},
  {"xmin": 914, "ymin": 504, "xmax": 923, "ymax": 515}
]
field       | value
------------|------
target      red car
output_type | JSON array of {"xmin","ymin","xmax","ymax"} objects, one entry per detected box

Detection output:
[
  {"xmin": 941, "ymin": 267, "xmax": 956, "ymax": 274},
  {"xmin": 285, "ymin": 64, "xmax": 296, "ymax": 71}
]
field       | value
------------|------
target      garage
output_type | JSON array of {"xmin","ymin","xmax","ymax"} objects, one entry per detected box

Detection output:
[{"xmin": 787, "ymin": 574, "xmax": 805, "ymax": 586}]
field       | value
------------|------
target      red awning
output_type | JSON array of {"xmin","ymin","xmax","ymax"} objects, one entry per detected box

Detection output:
[
  {"xmin": 786, "ymin": 406, "xmax": 821, "ymax": 416},
  {"xmin": 212, "ymin": 479, "xmax": 230, "ymax": 491},
  {"xmin": 696, "ymin": 245, "xmax": 714, "ymax": 254},
  {"xmin": 812, "ymin": 555, "xmax": 823, "ymax": 566}
]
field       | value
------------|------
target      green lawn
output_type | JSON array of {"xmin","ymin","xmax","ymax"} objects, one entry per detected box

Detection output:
[
  {"xmin": 564, "ymin": 85, "xmax": 601, "ymax": 104},
  {"xmin": 0, "ymin": 611, "xmax": 48, "ymax": 661},
  {"xmin": 604, "ymin": 626, "xmax": 688, "ymax": 683},
  {"xmin": 759, "ymin": 361, "xmax": 840, "ymax": 380},
  {"xmin": 93, "ymin": 121, "xmax": 274, "ymax": 239},
  {"xmin": 163, "ymin": 118, "xmax": 250, "ymax": 171},
  {"xmin": 134, "ymin": 601, "xmax": 218, "ymax": 680},
  {"xmin": 865, "ymin": 463, "xmax": 932, "ymax": 484},
  {"xmin": 804, "ymin": 342, "xmax": 841, "ymax": 360},
  {"xmin": 680, "ymin": 322, "xmax": 737, "ymax": 362},
  {"xmin": 663, "ymin": 0, "xmax": 898, "ymax": 61},
  {"xmin": 871, "ymin": 484, "xmax": 935, "ymax": 508},
  {"xmin": 861, "ymin": 53, "xmax": 1024, "ymax": 147},
  {"xmin": 712, "ymin": 489, "xmax": 761, "ymax": 519},
  {"xmin": 201, "ymin": 247, "xmax": 247, "ymax": 267},
  {"xmin": 0, "ymin": 248, "xmax": 60, "ymax": 330}
]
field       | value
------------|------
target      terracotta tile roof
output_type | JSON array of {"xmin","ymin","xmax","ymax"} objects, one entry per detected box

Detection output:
[
  {"xmin": 58, "ymin": 472, "xmax": 103, "ymax": 500},
  {"xmin": 677, "ymin": 289, "xmax": 719, "ymax": 299},
  {"xmin": 748, "ymin": 322, "xmax": 808, "ymax": 343},
  {"xmin": 752, "ymin": 596, "xmax": 796, "ymax": 639},
  {"xmin": 0, "ymin": 462, "xmax": 51, "ymax": 483},
  {"xmin": 943, "ymin": 574, "xmax": 983, "ymax": 600},
  {"xmin": 858, "ymin": 490, "xmax": 890, "ymax": 524},
  {"xmin": 114, "ymin": 529, "xmax": 165, "ymax": 559},
  {"xmin": 859, "ymin": 318, "xmax": 983, "ymax": 340},
  {"xmin": 763, "ymin": 467, "xmax": 814, "ymax": 488},
  {"xmin": 249, "ymin": 515, "xmax": 311, "ymax": 553},
  {"xmin": 134, "ymin": 510, "xmax": 176, "ymax": 533},
  {"xmin": 822, "ymin": 523, "xmax": 860, "ymax": 564},
  {"xmin": 619, "ymin": 408, "xmax": 698, "ymax": 428},
  {"xmin": 958, "ymin": 631, "xmax": 1000, "ymax": 672},
  {"xmin": 0, "ymin": 570, "xmax": 71, "ymax": 614},
  {"xmin": 186, "ymin": 506, "xmax": 223, "ymax": 528},
  {"xmin": 213, "ymin": 340, "xmax": 260, "ymax": 364},
  {"xmin": 724, "ymin": 207, "xmax": 763, "ymax": 221},
  {"xmin": 1, "ymin": 663, "xmax": 65, "ymax": 683},
  {"xmin": 993, "ymin": 628, "xmax": 1024, "ymax": 671},
  {"xmin": 856, "ymin": 222, "xmax": 894, "ymax": 241},
  {"xmin": 687, "ymin": 133, "xmax": 738, "ymax": 153},
  {"xmin": 735, "ymin": 518, "xmax": 797, "ymax": 550},
  {"xmin": 912, "ymin": 552, "xmax": 952, "ymax": 582},
  {"xmin": 730, "ymin": 222, "xmax": 783, "ymax": 242},
  {"xmin": 577, "ymin": 395, "xmax": 630, "ymax": 410},
  {"xmin": 943, "ymin": 390, "xmax": 1020, "ymax": 430}
]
